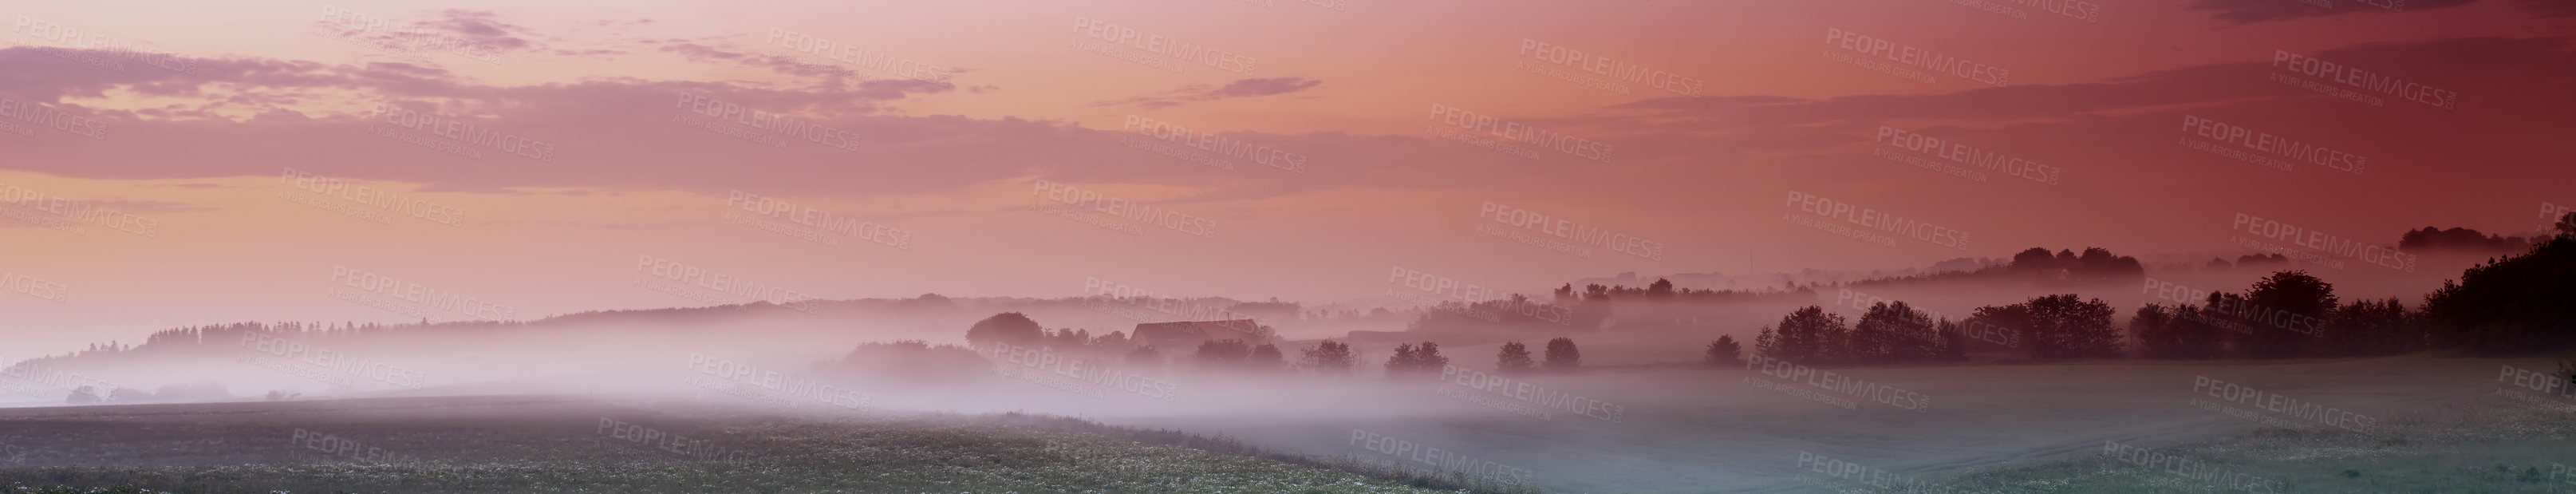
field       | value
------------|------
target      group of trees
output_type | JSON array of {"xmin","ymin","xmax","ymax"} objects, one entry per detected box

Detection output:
[
  {"xmin": 2422, "ymin": 220, "xmax": 2576, "ymax": 351},
  {"xmin": 956, "ymin": 313, "xmax": 1381, "ymax": 375},
  {"xmin": 1491, "ymin": 338, "xmax": 1581, "ymax": 374},
  {"xmin": 1849, "ymin": 247, "xmax": 2148, "ymax": 289},
  {"xmin": 1189, "ymin": 339, "xmax": 1288, "ymax": 371},
  {"xmin": 964, "ymin": 312, "xmax": 1141, "ymax": 352},
  {"xmin": 1741, "ymin": 269, "xmax": 2456, "ymax": 365},
  {"xmin": 65, "ymin": 381, "xmax": 231, "ymax": 405},
  {"xmin": 1383, "ymin": 342, "xmax": 1450, "ymax": 377},
  {"xmin": 1726, "ymin": 218, "xmax": 2576, "ymax": 366},
  {"xmin": 1731, "ymin": 291, "xmax": 2145, "ymax": 365},
  {"xmin": 960, "ymin": 219, "xmax": 2576, "ymax": 381},
  {"xmin": 2140, "ymin": 219, "xmax": 2576, "ymax": 359},
  {"xmin": 1748, "ymin": 302, "xmax": 1993, "ymax": 366},
  {"xmin": 2128, "ymin": 271, "xmax": 2392, "ymax": 360},
  {"xmin": 2398, "ymin": 226, "xmax": 2541, "ymax": 252}
]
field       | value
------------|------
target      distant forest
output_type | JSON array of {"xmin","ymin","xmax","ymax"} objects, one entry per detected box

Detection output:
[{"xmin": 10, "ymin": 219, "xmax": 2574, "ymax": 404}]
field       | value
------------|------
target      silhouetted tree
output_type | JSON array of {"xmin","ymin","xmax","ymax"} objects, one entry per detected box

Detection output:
[
  {"xmin": 965, "ymin": 312, "xmax": 1045, "ymax": 346},
  {"xmin": 1496, "ymin": 341, "xmax": 1535, "ymax": 374},
  {"xmin": 1247, "ymin": 343, "xmax": 1284, "ymax": 371},
  {"xmin": 65, "ymin": 385, "xmax": 100, "ymax": 405},
  {"xmin": 1300, "ymin": 340, "xmax": 1356, "ymax": 374},
  {"xmin": 2223, "ymin": 271, "xmax": 2337, "ymax": 358},
  {"xmin": 1760, "ymin": 306, "xmax": 1850, "ymax": 363},
  {"xmin": 1385, "ymin": 343, "xmax": 1418, "ymax": 377},
  {"xmin": 1542, "ymin": 338, "xmax": 1580, "ymax": 372},
  {"xmin": 2129, "ymin": 304, "xmax": 2189, "ymax": 359},
  {"xmin": 1852, "ymin": 302, "xmax": 1940, "ymax": 363},
  {"xmin": 1414, "ymin": 342, "xmax": 1450, "ymax": 374},
  {"xmin": 1706, "ymin": 336, "xmax": 1743, "ymax": 366}
]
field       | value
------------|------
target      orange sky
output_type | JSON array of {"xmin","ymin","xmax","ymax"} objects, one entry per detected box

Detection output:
[{"xmin": 3, "ymin": 0, "xmax": 2573, "ymax": 355}]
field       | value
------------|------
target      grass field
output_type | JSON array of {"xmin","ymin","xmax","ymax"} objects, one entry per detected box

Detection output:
[
  {"xmin": 2, "ymin": 356, "xmax": 2566, "ymax": 493},
  {"xmin": 0, "ymin": 396, "xmax": 1509, "ymax": 494},
  {"xmin": 1940, "ymin": 393, "xmax": 2576, "ymax": 493}
]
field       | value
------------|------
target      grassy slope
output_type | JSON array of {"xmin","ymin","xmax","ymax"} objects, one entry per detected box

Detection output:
[
  {"xmin": 0, "ymin": 396, "xmax": 1480, "ymax": 494},
  {"xmin": 1940, "ymin": 392, "xmax": 2576, "ymax": 493}
]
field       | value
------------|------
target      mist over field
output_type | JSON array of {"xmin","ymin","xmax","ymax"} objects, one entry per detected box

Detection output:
[{"xmin": 7, "ymin": 0, "xmax": 2576, "ymax": 492}]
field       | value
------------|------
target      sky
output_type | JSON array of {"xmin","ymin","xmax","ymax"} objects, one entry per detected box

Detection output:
[{"xmin": 2, "ymin": 0, "xmax": 2573, "ymax": 355}]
